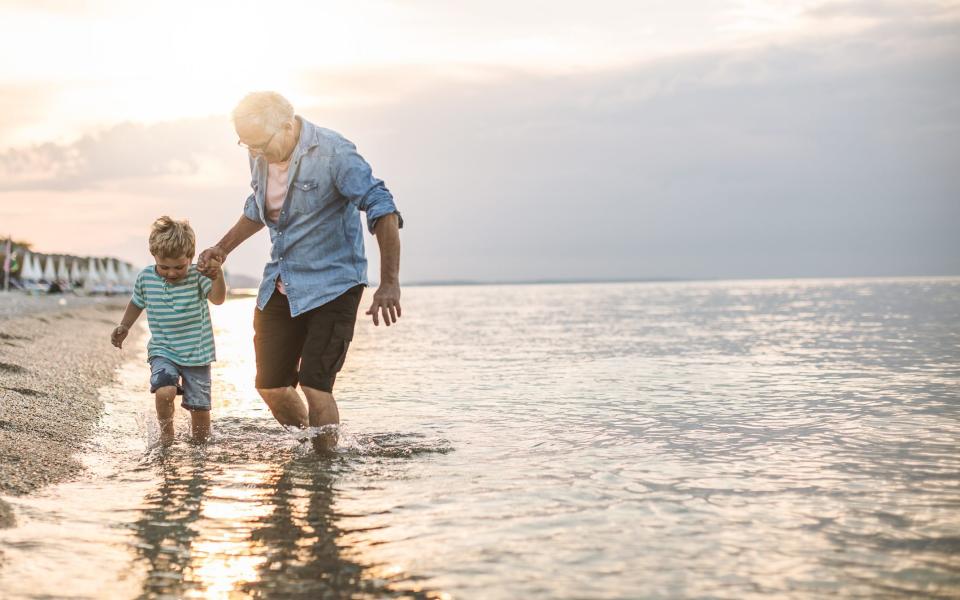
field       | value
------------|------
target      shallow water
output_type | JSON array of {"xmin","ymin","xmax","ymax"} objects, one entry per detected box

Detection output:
[{"xmin": 1, "ymin": 278, "xmax": 959, "ymax": 599}]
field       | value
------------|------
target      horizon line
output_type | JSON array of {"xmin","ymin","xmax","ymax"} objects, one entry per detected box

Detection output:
[{"xmin": 379, "ymin": 273, "xmax": 960, "ymax": 288}]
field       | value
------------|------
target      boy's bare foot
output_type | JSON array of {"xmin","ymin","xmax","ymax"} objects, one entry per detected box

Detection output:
[
  {"xmin": 190, "ymin": 411, "xmax": 211, "ymax": 443},
  {"xmin": 156, "ymin": 388, "xmax": 177, "ymax": 445}
]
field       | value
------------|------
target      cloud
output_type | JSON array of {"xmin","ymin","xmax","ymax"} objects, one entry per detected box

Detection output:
[
  {"xmin": 0, "ymin": 117, "xmax": 237, "ymax": 190},
  {"xmin": 805, "ymin": 0, "xmax": 957, "ymax": 20},
  {"xmin": 1, "ymin": 13, "xmax": 958, "ymax": 280},
  {"xmin": 317, "ymin": 15, "xmax": 960, "ymax": 280},
  {"xmin": 0, "ymin": 0, "xmax": 112, "ymax": 15}
]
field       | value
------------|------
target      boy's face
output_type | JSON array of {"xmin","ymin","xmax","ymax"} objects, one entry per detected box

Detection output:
[{"xmin": 154, "ymin": 255, "xmax": 191, "ymax": 283}]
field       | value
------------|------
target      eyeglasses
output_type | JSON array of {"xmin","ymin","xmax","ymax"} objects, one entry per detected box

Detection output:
[{"xmin": 237, "ymin": 129, "xmax": 277, "ymax": 153}]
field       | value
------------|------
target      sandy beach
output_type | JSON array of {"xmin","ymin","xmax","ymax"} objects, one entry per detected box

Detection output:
[{"xmin": 0, "ymin": 293, "xmax": 139, "ymax": 528}]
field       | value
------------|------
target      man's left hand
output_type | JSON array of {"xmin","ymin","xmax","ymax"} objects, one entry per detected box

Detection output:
[{"xmin": 366, "ymin": 283, "xmax": 401, "ymax": 326}]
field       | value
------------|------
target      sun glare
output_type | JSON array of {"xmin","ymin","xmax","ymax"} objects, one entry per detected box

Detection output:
[{"xmin": 0, "ymin": 0, "xmax": 849, "ymax": 146}]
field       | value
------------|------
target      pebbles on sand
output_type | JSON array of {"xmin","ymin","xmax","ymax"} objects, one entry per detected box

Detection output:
[{"xmin": 0, "ymin": 294, "xmax": 139, "ymax": 528}]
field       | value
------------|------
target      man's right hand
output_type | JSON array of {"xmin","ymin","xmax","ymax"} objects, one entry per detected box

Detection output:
[{"xmin": 198, "ymin": 246, "xmax": 227, "ymax": 279}]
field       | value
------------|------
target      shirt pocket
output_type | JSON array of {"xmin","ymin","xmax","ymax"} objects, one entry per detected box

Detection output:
[
  {"xmin": 289, "ymin": 180, "xmax": 325, "ymax": 214},
  {"xmin": 320, "ymin": 320, "xmax": 355, "ymax": 374}
]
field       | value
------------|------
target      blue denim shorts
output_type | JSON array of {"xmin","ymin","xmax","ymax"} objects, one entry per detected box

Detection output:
[{"xmin": 148, "ymin": 356, "xmax": 212, "ymax": 412}]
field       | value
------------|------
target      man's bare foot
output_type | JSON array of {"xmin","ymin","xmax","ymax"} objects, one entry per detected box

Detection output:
[{"xmin": 311, "ymin": 426, "xmax": 339, "ymax": 455}]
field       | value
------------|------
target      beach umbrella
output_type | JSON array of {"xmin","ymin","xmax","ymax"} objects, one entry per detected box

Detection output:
[
  {"xmin": 118, "ymin": 261, "xmax": 133, "ymax": 286},
  {"xmin": 31, "ymin": 254, "xmax": 43, "ymax": 280},
  {"xmin": 125, "ymin": 262, "xmax": 138, "ymax": 287},
  {"xmin": 84, "ymin": 257, "xmax": 102, "ymax": 291},
  {"xmin": 19, "ymin": 252, "xmax": 32, "ymax": 280},
  {"xmin": 18, "ymin": 252, "xmax": 28, "ymax": 280},
  {"xmin": 103, "ymin": 258, "xmax": 119, "ymax": 286},
  {"xmin": 41, "ymin": 255, "xmax": 57, "ymax": 282},
  {"xmin": 56, "ymin": 256, "xmax": 69, "ymax": 282},
  {"xmin": 25, "ymin": 253, "xmax": 37, "ymax": 280},
  {"xmin": 69, "ymin": 259, "xmax": 82, "ymax": 285},
  {"xmin": 114, "ymin": 261, "xmax": 132, "ymax": 292}
]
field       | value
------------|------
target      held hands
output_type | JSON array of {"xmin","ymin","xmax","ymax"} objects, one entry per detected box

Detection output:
[
  {"xmin": 197, "ymin": 246, "xmax": 226, "ymax": 280},
  {"xmin": 111, "ymin": 324, "xmax": 129, "ymax": 349},
  {"xmin": 201, "ymin": 260, "xmax": 223, "ymax": 281},
  {"xmin": 366, "ymin": 282, "xmax": 402, "ymax": 326}
]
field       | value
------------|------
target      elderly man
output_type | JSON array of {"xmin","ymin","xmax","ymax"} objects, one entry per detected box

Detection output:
[{"xmin": 198, "ymin": 91, "xmax": 402, "ymax": 451}]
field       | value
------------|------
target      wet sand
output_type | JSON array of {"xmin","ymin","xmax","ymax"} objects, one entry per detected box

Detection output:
[{"xmin": 0, "ymin": 293, "xmax": 140, "ymax": 528}]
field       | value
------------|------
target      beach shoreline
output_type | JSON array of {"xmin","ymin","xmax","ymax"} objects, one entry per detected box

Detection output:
[{"xmin": 0, "ymin": 293, "xmax": 140, "ymax": 529}]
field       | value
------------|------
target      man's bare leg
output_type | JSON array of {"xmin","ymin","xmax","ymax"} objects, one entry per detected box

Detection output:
[
  {"xmin": 257, "ymin": 386, "xmax": 308, "ymax": 428},
  {"xmin": 155, "ymin": 386, "xmax": 177, "ymax": 445},
  {"xmin": 302, "ymin": 386, "xmax": 340, "ymax": 452},
  {"xmin": 190, "ymin": 410, "xmax": 211, "ymax": 443}
]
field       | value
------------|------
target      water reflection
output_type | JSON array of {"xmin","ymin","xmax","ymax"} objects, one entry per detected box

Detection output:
[
  {"xmin": 131, "ymin": 447, "xmax": 437, "ymax": 599},
  {"xmin": 132, "ymin": 453, "xmax": 211, "ymax": 597},
  {"xmin": 123, "ymin": 297, "xmax": 442, "ymax": 598},
  {"xmin": 247, "ymin": 457, "xmax": 418, "ymax": 597},
  {"xmin": 4, "ymin": 280, "xmax": 957, "ymax": 599}
]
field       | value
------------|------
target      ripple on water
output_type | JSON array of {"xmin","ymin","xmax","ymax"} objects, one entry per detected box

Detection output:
[
  {"xmin": 2, "ymin": 279, "xmax": 959, "ymax": 599},
  {"xmin": 126, "ymin": 426, "xmax": 449, "ymax": 599}
]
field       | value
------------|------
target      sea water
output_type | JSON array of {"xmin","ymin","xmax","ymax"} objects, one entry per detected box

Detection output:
[{"xmin": 1, "ymin": 277, "xmax": 958, "ymax": 598}]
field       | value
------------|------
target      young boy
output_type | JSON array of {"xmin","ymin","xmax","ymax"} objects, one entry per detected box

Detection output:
[{"xmin": 111, "ymin": 216, "xmax": 226, "ymax": 444}]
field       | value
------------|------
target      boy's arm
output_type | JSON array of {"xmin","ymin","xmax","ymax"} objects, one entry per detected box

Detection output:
[
  {"xmin": 207, "ymin": 266, "xmax": 227, "ymax": 305},
  {"xmin": 111, "ymin": 301, "xmax": 143, "ymax": 348}
]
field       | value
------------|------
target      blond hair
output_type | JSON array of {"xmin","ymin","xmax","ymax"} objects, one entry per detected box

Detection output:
[
  {"xmin": 149, "ymin": 216, "xmax": 195, "ymax": 259},
  {"xmin": 232, "ymin": 91, "xmax": 295, "ymax": 131}
]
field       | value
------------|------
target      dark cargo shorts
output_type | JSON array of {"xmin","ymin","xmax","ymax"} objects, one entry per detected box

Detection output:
[{"xmin": 253, "ymin": 284, "xmax": 363, "ymax": 393}]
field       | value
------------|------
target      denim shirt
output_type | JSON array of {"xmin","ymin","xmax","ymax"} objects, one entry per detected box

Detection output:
[{"xmin": 242, "ymin": 117, "xmax": 403, "ymax": 317}]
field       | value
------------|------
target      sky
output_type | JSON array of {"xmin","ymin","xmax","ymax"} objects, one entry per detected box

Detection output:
[{"xmin": 0, "ymin": 0, "xmax": 958, "ymax": 282}]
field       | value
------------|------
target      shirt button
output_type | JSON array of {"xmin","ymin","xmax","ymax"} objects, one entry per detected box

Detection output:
[
  {"xmin": 279, "ymin": 256, "xmax": 284, "ymax": 261},
  {"xmin": 278, "ymin": 231, "xmax": 283, "ymax": 235}
]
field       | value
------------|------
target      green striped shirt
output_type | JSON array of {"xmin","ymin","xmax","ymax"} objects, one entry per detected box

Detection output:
[{"xmin": 131, "ymin": 265, "xmax": 216, "ymax": 366}]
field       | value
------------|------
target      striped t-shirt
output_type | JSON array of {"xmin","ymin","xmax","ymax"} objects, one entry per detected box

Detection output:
[{"xmin": 131, "ymin": 265, "xmax": 216, "ymax": 366}]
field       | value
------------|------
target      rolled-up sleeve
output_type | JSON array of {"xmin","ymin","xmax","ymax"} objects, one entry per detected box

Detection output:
[
  {"xmin": 331, "ymin": 141, "xmax": 403, "ymax": 233},
  {"xmin": 243, "ymin": 192, "xmax": 263, "ymax": 224},
  {"xmin": 242, "ymin": 156, "xmax": 263, "ymax": 224}
]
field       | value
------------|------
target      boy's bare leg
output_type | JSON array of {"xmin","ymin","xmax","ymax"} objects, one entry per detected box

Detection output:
[
  {"xmin": 257, "ymin": 386, "xmax": 308, "ymax": 428},
  {"xmin": 190, "ymin": 411, "xmax": 211, "ymax": 443},
  {"xmin": 302, "ymin": 386, "xmax": 340, "ymax": 453},
  {"xmin": 155, "ymin": 386, "xmax": 177, "ymax": 445}
]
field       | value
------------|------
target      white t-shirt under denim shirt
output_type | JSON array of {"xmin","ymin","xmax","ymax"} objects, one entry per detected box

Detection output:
[{"xmin": 266, "ymin": 157, "xmax": 291, "ymax": 295}]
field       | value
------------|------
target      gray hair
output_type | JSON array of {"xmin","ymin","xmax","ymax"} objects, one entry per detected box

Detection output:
[{"xmin": 232, "ymin": 91, "xmax": 295, "ymax": 131}]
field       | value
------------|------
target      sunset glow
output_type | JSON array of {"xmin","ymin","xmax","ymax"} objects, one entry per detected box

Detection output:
[{"xmin": 1, "ymin": 0, "xmax": 957, "ymax": 281}]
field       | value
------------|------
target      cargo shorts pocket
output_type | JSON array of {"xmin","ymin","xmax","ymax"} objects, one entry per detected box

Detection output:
[{"xmin": 321, "ymin": 320, "xmax": 354, "ymax": 374}]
